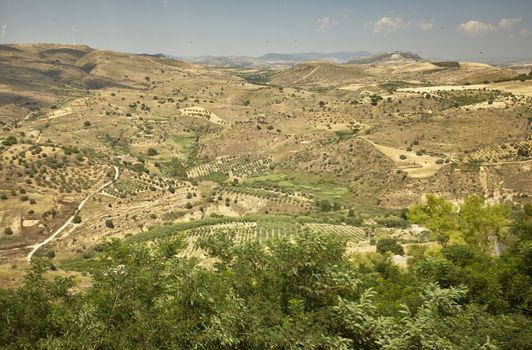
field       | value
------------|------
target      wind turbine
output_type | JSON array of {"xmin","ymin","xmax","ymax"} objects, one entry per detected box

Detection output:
[
  {"xmin": 71, "ymin": 25, "xmax": 78, "ymax": 45},
  {"xmin": 1, "ymin": 25, "xmax": 6, "ymax": 43}
]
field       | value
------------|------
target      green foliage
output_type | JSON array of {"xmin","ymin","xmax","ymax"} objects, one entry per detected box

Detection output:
[
  {"xmin": 408, "ymin": 194, "xmax": 510, "ymax": 252},
  {"xmin": 197, "ymin": 171, "xmax": 229, "ymax": 183},
  {"xmin": 378, "ymin": 80, "xmax": 430, "ymax": 92},
  {"xmin": 72, "ymin": 214, "xmax": 81, "ymax": 224},
  {"xmin": 377, "ymin": 238, "xmax": 405, "ymax": 255},
  {"xmin": 130, "ymin": 162, "xmax": 148, "ymax": 174},
  {"xmin": 408, "ymin": 194, "xmax": 461, "ymax": 245},
  {"xmin": 370, "ymin": 94, "xmax": 383, "ymax": 106},
  {"xmin": 376, "ymin": 216, "xmax": 409, "ymax": 228},
  {"xmin": 1, "ymin": 135, "xmax": 17, "ymax": 146},
  {"xmin": 161, "ymin": 157, "xmax": 187, "ymax": 178},
  {"xmin": 2, "ymin": 207, "xmax": 531, "ymax": 349},
  {"xmin": 317, "ymin": 199, "xmax": 332, "ymax": 212},
  {"xmin": 460, "ymin": 196, "xmax": 509, "ymax": 252},
  {"xmin": 494, "ymin": 70, "xmax": 532, "ymax": 83},
  {"xmin": 432, "ymin": 61, "xmax": 460, "ymax": 68},
  {"xmin": 233, "ymin": 69, "xmax": 275, "ymax": 85},
  {"xmin": 0, "ymin": 260, "xmax": 74, "ymax": 348}
]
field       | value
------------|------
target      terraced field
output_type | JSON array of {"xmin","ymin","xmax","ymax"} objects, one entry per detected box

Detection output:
[
  {"xmin": 214, "ymin": 186, "xmax": 312, "ymax": 209},
  {"xmin": 463, "ymin": 141, "xmax": 532, "ymax": 163},
  {"xmin": 180, "ymin": 220, "xmax": 368, "ymax": 256},
  {"xmin": 305, "ymin": 223, "xmax": 367, "ymax": 241},
  {"xmin": 187, "ymin": 156, "xmax": 272, "ymax": 179},
  {"xmin": 179, "ymin": 106, "xmax": 229, "ymax": 125}
]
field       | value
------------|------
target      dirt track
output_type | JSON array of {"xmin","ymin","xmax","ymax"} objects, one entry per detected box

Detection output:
[{"xmin": 26, "ymin": 166, "xmax": 119, "ymax": 261}]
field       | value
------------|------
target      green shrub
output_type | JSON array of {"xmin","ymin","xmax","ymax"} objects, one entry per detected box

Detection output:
[
  {"xmin": 72, "ymin": 215, "xmax": 82, "ymax": 224},
  {"xmin": 377, "ymin": 238, "xmax": 405, "ymax": 255},
  {"xmin": 1, "ymin": 136, "xmax": 17, "ymax": 146}
]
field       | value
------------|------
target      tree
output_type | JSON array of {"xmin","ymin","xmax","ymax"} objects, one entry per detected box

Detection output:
[
  {"xmin": 147, "ymin": 148, "xmax": 158, "ymax": 156},
  {"xmin": 317, "ymin": 199, "xmax": 332, "ymax": 212},
  {"xmin": 1, "ymin": 230, "xmax": 531, "ymax": 348},
  {"xmin": 460, "ymin": 195, "xmax": 509, "ymax": 253},
  {"xmin": 72, "ymin": 214, "xmax": 81, "ymax": 224},
  {"xmin": 2, "ymin": 135, "xmax": 17, "ymax": 146},
  {"xmin": 105, "ymin": 219, "xmax": 114, "ymax": 228},
  {"xmin": 377, "ymin": 238, "xmax": 405, "ymax": 255},
  {"xmin": 408, "ymin": 194, "xmax": 463, "ymax": 246}
]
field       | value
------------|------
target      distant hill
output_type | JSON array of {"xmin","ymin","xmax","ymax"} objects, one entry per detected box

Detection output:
[
  {"xmin": 270, "ymin": 61, "xmax": 370, "ymax": 87},
  {"xmin": 259, "ymin": 51, "xmax": 370, "ymax": 63},
  {"xmin": 173, "ymin": 55, "xmax": 265, "ymax": 68},
  {"xmin": 348, "ymin": 51, "xmax": 423, "ymax": 64},
  {"xmin": 271, "ymin": 55, "xmax": 517, "ymax": 87},
  {"xmin": 176, "ymin": 51, "xmax": 371, "ymax": 67}
]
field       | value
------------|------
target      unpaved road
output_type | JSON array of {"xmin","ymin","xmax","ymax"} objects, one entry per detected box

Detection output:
[
  {"xmin": 26, "ymin": 166, "xmax": 119, "ymax": 262},
  {"xmin": 295, "ymin": 65, "xmax": 320, "ymax": 84}
]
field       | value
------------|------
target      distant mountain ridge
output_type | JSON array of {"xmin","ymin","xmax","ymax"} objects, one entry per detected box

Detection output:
[
  {"xmin": 259, "ymin": 51, "xmax": 371, "ymax": 63},
  {"xmin": 175, "ymin": 51, "xmax": 371, "ymax": 67},
  {"xmin": 348, "ymin": 51, "xmax": 423, "ymax": 64}
]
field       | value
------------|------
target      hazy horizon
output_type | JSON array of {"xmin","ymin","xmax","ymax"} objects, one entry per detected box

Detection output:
[{"xmin": 1, "ymin": 0, "xmax": 532, "ymax": 62}]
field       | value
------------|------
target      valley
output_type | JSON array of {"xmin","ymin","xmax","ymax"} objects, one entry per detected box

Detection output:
[{"xmin": 0, "ymin": 45, "xmax": 530, "ymax": 287}]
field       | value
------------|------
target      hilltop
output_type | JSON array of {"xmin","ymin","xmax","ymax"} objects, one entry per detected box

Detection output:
[{"xmin": 347, "ymin": 51, "xmax": 423, "ymax": 64}]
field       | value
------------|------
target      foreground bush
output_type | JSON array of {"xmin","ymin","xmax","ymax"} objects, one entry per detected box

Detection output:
[{"xmin": 1, "ymin": 224, "xmax": 531, "ymax": 349}]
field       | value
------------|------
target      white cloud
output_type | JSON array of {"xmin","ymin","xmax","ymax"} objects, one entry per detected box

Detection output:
[
  {"xmin": 369, "ymin": 17, "xmax": 410, "ymax": 34},
  {"xmin": 417, "ymin": 20, "xmax": 433, "ymax": 31},
  {"xmin": 457, "ymin": 20, "xmax": 497, "ymax": 35},
  {"xmin": 317, "ymin": 17, "xmax": 339, "ymax": 31},
  {"xmin": 521, "ymin": 29, "xmax": 531, "ymax": 37},
  {"xmin": 498, "ymin": 17, "xmax": 522, "ymax": 29}
]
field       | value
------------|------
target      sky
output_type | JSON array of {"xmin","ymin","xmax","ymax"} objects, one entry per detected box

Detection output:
[{"xmin": 1, "ymin": 0, "xmax": 531, "ymax": 61}]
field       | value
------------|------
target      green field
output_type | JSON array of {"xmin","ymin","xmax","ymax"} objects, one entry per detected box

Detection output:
[{"xmin": 243, "ymin": 172, "xmax": 350, "ymax": 202}]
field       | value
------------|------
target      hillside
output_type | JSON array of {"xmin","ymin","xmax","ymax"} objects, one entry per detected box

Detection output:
[
  {"xmin": 270, "ymin": 55, "xmax": 517, "ymax": 88},
  {"xmin": 270, "ymin": 61, "xmax": 371, "ymax": 87},
  {"xmin": 0, "ymin": 43, "xmax": 529, "ymax": 292},
  {"xmin": 0, "ymin": 43, "xmax": 197, "ymax": 122}
]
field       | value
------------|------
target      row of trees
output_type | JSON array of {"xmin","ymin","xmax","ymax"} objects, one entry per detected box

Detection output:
[{"xmin": 0, "ymin": 197, "xmax": 530, "ymax": 349}]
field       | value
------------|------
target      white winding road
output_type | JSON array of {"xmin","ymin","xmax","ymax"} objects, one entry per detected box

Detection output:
[{"xmin": 26, "ymin": 165, "xmax": 119, "ymax": 262}]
